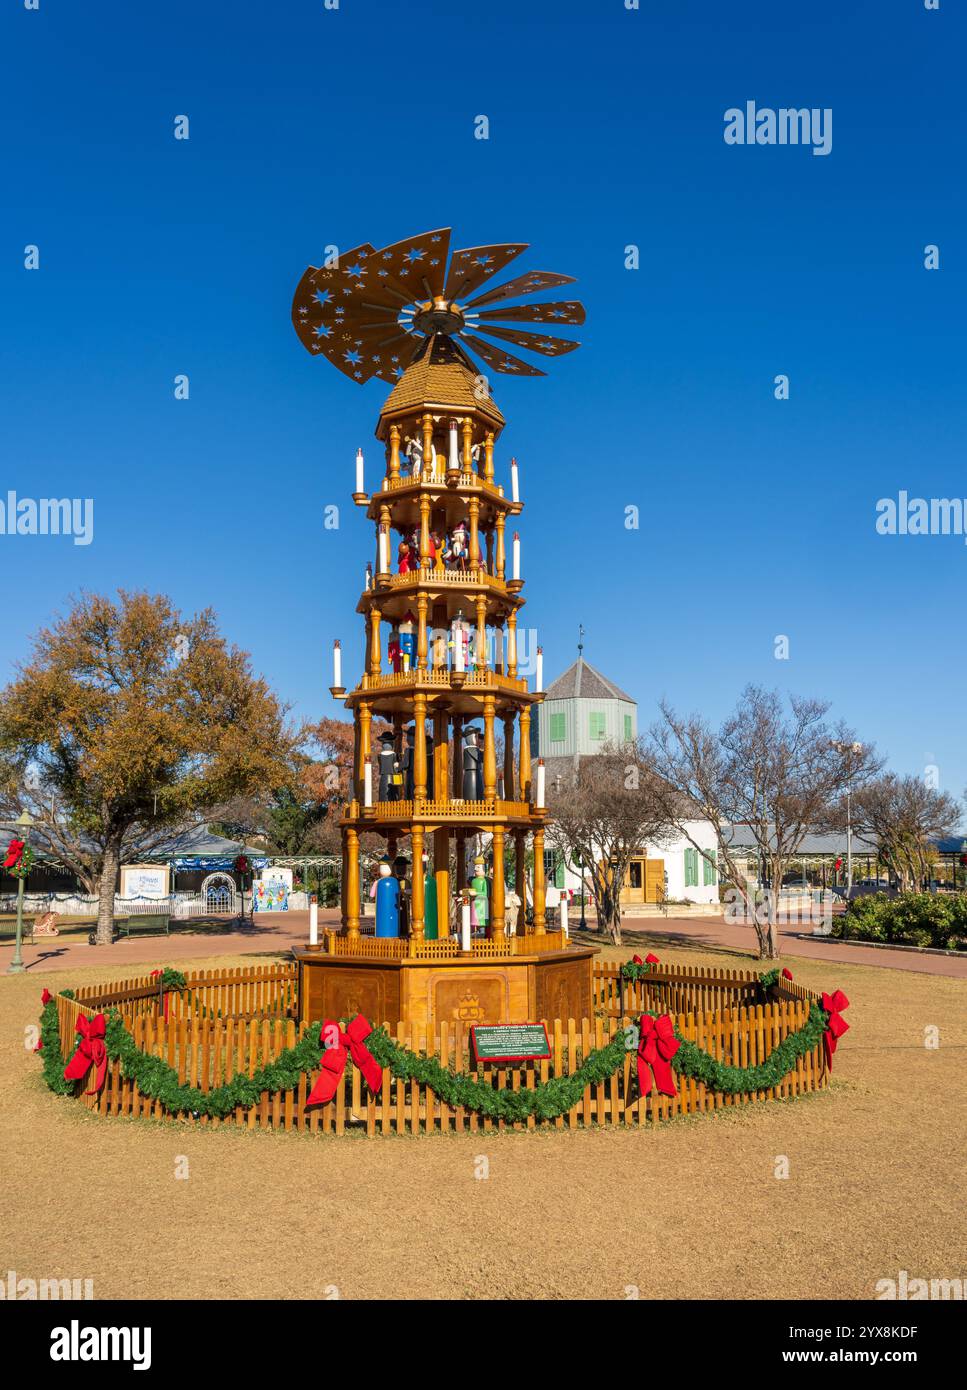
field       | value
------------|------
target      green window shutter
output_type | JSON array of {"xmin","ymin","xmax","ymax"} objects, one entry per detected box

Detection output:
[
  {"xmin": 555, "ymin": 858, "xmax": 566, "ymax": 889},
  {"xmin": 589, "ymin": 711, "xmax": 606, "ymax": 740},
  {"xmin": 684, "ymin": 848, "xmax": 698, "ymax": 887},
  {"xmin": 623, "ymin": 714, "xmax": 632, "ymax": 741},
  {"xmin": 702, "ymin": 849, "xmax": 717, "ymax": 886},
  {"xmin": 549, "ymin": 712, "xmax": 566, "ymax": 743}
]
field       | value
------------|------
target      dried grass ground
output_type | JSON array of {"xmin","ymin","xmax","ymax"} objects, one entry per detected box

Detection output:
[{"xmin": 1, "ymin": 940, "xmax": 964, "ymax": 1301}]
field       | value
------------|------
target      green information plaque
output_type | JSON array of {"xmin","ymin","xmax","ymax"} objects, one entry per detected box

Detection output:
[{"xmin": 470, "ymin": 1023, "xmax": 551, "ymax": 1064}]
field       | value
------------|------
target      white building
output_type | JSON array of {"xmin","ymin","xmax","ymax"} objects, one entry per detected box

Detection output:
[{"xmin": 533, "ymin": 653, "xmax": 721, "ymax": 910}]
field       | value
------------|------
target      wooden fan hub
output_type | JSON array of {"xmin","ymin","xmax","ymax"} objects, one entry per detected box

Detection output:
[{"xmin": 412, "ymin": 297, "xmax": 465, "ymax": 336}]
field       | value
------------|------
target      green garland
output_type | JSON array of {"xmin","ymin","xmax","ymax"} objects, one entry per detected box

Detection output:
[
  {"xmin": 40, "ymin": 990, "xmax": 831, "ymax": 1124},
  {"xmin": 620, "ymin": 961, "xmax": 657, "ymax": 981},
  {"xmin": 38, "ymin": 992, "xmax": 78, "ymax": 1096},
  {"xmin": 157, "ymin": 968, "xmax": 187, "ymax": 991},
  {"xmin": 364, "ymin": 1027, "xmax": 629, "ymax": 1123}
]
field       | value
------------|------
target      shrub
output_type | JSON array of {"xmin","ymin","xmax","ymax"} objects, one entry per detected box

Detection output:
[{"xmin": 835, "ymin": 892, "xmax": 966, "ymax": 950}]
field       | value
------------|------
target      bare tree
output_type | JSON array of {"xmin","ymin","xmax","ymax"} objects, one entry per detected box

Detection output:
[
  {"xmin": 546, "ymin": 742, "xmax": 675, "ymax": 945},
  {"xmin": 643, "ymin": 686, "xmax": 880, "ymax": 959},
  {"xmin": 833, "ymin": 774, "xmax": 960, "ymax": 892}
]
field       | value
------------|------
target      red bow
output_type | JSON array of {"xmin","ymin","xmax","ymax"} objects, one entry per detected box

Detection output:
[
  {"xmin": 637, "ymin": 1014, "xmax": 680, "ymax": 1098},
  {"xmin": 306, "ymin": 1015, "xmax": 383, "ymax": 1106},
  {"xmin": 63, "ymin": 1013, "xmax": 108, "ymax": 1095},
  {"xmin": 3, "ymin": 838, "xmax": 24, "ymax": 870},
  {"xmin": 821, "ymin": 990, "xmax": 850, "ymax": 1070},
  {"xmin": 631, "ymin": 953, "xmax": 660, "ymax": 966},
  {"xmin": 782, "ymin": 968, "xmax": 793, "ymax": 981},
  {"xmin": 41, "ymin": 988, "xmax": 52, "ymax": 1005}
]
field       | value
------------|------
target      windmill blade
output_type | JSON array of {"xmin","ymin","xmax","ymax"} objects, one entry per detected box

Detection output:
[
  {"xmin": 477, "ymin": 299, "xmax": 586, "ymax": 326},
  {"xmin": 363, "ymin": 228, "xmax": 451, "ymax": 303},
  {"xmin": 460, "ymin": 332, "xmax": 545, "ymax": 377},
  {"xmin": 374, "ymin": 334, "xmax": 424, "ymax": 384},
  {"xmin": 465, "ymin": 271, "xmax": 576, "ymax": 309},
  {"xmin": 445, "ymin": 243, "xmax": 529, "ymax": 302},
  {"xmin": 477, "ymin": 324, "xmax": 580, "ymax": 357}
]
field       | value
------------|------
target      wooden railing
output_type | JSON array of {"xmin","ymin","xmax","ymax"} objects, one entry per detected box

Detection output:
[
  {"xmin": 369, "ymin": 797, "xmax": 532, "ymax": 820},
  {"xmin": 356, "ymin": 670, "xmax": 530, "ymax": 694},
  {"xmin": 323, "ymin": 929, "xmax": 568, "ymax": 959},
  {"xmin": 592, "ymin": 962, "xmax": 820, "ymax": 1018}
]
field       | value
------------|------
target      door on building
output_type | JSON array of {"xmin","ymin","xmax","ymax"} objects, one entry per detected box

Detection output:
[
  {"xmin": 645, "ymin": 859, "xmax": 665, "ymax": 903},
  {"xmin": 626, "ymin": 858, "xmax": 645, "ymax": 904}
]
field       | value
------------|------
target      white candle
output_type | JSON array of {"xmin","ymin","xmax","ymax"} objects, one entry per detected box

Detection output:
[
  {"xmin": 510, "ymin": 457, "xmax": 519, "ymax": 503},
  {"xmin": 364, "ymin": 759, "xmax": 373, "ymax": 807},
  {"xmin": 461, "ymin": 895, "xmax": 471, "ymax": 951},
  {"xmin": 448, "ymin": 419, "xmax": 459, "ymax": 472},
  {"xmin": 536, "ymin": 645, "xmax": 544, "ymax": 692},
  {"xmin": 365, "ymin": 563, "xmax": 372, "ymax": 591},
  {"xmin": 512, "ymin": 532, "xmax": 521, "ymax": 581},
  {"xmin": 559, "ymin": 895, "xmax": 568, "ymax": 938},
  {"xmin": 332, "ymin": 639, "xmax": 342, "ymax": 688},
  {"xmin": 454, "ymin": 620, "xmax": 465, "ymax": 673},
  {"xmin": 309, "ymin": 898, "xmax": 318, "ymax": 946},
  {"xmin": 536, "ymin": 758, "xmax": 545, "ymax": 808},
  {"xmin": 378, "ymin": 525, "xmax": 388, "ymax": 573},
  {"xmin": 355, "ymin": 448, "xmax": 364, "ymax": 494}
]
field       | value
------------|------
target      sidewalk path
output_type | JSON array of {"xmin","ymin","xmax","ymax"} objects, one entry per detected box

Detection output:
[{"xmin": 1, "ymin": 908, "xmax": 965, "ymax": 979}]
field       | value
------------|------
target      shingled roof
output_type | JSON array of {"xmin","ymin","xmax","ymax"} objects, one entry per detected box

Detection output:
[
  {"xmin": 544, "ymin": 656, "xmax": 635, "ymax": 704},
  {"xmin": 377, "ymin": 334, "xmax": 505, "ymax": 434}
]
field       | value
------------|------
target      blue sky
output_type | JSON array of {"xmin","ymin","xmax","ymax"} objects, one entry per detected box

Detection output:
[{"xmin": 2, "ymin": 0, "xmax": 964, "ymax": 814}]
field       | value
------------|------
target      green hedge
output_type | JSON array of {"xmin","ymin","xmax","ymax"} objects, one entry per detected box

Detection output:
[{"xmin": 833, "ymin": 892, "xmax": 967, "ymax": 951}]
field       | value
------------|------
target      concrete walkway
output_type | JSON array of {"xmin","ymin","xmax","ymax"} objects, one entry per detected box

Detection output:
[{"xmin": 2, "ymin": 907, "xmax": 965, "ymax": 979}]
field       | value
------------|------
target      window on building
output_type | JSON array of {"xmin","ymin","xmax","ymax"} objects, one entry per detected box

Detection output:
[
  {"xmin": 628, "ymin": 861, "xmax": 643, "ymax": 889},
  {"xmin": 543, "ymin": 849, "xmax": 557, "ymax": 878},
  {"xmin": 684, "ymin": 847, "xmax": 699, "ymax": 887},
  {"xmin": 549, "ymin": 712, "xmax": 566, "ymax": 743},
  {"xmin": 589, "ymin": 711, "xmax": 606, "ymax": 740},
  {"xmin": 702, "ymin": 849, "xmax": 717, "ymax": 886},
  {"xmin": 623, "ymin": 713, "xmax": 633, "ymax": 741}
]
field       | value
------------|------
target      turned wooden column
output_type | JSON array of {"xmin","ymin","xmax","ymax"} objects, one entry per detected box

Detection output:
[
  {"xmin": 421, "ymin": 413, "xmax": 433, "ymax": 474},
  {"xmin": 495, "ymin": 514, "xmax": 506, "ymax": 580},
  {"xmin": 416, "ymin": 594, "xmax": 429, "ymax": 672},
  {"xmin": 468, "ymin": 497, "xmax": 480, "ymax": 573},
  {"xmin": 413, "ymin": 693, "xmax": 428, "ymax": 800},
  {"xmin": 483, "ymin": 695, "xmax": 497, "ymax": 800},
  {"xmin": 491, "ymin": 826, "xmax": 505, "ymax": 938},
  {"xmin": 514, "ymin": 830, "xmax": 526, "ymax": 933},
  {"xmin": 519, "ymin": 705, "xmax": 532, "ymax": 799},
  {"xmin": 368, "ymin": 606, "xmax": 382, "ymax": 676},
  {"xmin": 410, "ymin": 826, "xmax": 425, "ymax": 941},
  {"xmin": 345, "ymin": 827, "xmax": 361, "ymax": 939},
  {"xmin": 532, "ymin": 827, "xmax": 546, "ymax": 933},
  {"xmin": 484, "ymin": 430, "xmax": 495, "ymax": 484},
  {"xmin": 419, "ymin": 496, "xmax": 431, "ymax": 569},
  {"xmin": 451, "ymin": 714, "xmax": 463, "ymax": 798},
  {"xmin": 507, "ymin": 611, "xmax": 518, "ymax": 678},
  {"xmin": 475, "ymin": 594, "xmax": 487, "ymax": 670},
  {"xmin": 388, "ymin": 423, "xmax": 401, "ymax": 481},
  {"xmin": 462, "ymin": 417, "xmax": 473, "ymax": 475},
  {"xmin": 359, "ymin": 701, "xmax": 372, "ymax": 793},
  {"xmin": 503, "ymin": 713, "xmax": 515, "ymax": 801}
]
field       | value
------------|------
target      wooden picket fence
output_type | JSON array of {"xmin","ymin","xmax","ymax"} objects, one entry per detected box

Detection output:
[{"xmin": 51, "ymin": 959, "xmax": 828, "ymax": 1135}]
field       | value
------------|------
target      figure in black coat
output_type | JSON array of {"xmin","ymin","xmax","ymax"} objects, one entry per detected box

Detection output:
[
  {"xmin": 377, "ymin": 732, "xmax": 400, "ymax": 801},
  {"xmin": 425, "ymin": 731, "xmax": 434, "ymax": 800},
  {"xmin": 462, "ymin": 726, "xmax": 484, "ymax": 800}
]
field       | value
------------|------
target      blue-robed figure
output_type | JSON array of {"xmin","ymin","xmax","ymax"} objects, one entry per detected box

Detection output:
[{"xmin": 374, "ymin": 857, "xmax": 400, "ymax": 937}]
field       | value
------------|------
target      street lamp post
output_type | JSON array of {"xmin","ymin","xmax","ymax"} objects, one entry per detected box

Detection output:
[
  {"xmin": 832, "ymin": 741, "xmax": 863, "ymax": 899},
  {"xmin": 7, "ymin": 809, "xmax": 34, "ymax": 975}
]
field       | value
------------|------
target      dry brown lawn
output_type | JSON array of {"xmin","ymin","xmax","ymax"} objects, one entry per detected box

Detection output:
[{"xmin": 1, "ymin": 941, "xmax": 964, "ymax": 1301}]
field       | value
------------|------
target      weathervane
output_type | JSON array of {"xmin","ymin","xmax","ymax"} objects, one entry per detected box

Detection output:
[{"xmin": 292, "ymin": 228, "xmax": 585, "ymax": 385}]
